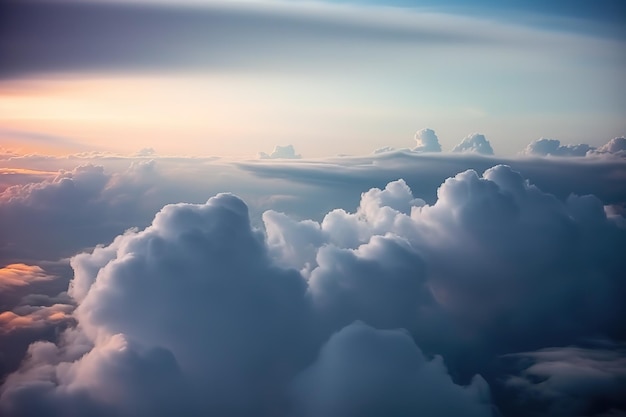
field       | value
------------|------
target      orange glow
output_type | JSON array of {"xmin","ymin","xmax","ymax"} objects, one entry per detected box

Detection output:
[
  {"xmin": 0, "ymin": 264, "xmax": 55, "ymax": 291},
  {"xmin": 0, "ymin": 306, "xmax": 73, "ymax": 334},
  {"xmin": 0, "ymin": 168, "xmax": 57, "ymax": 176}
]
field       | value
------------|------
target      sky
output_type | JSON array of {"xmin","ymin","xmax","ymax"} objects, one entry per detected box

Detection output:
[
  {"xmin": 1, "ymin": 0, "xmax": 625, "ymax": 156},
  {"xmin": 1, "ymin": 1, "xmax": 626, "ymax": 417}
]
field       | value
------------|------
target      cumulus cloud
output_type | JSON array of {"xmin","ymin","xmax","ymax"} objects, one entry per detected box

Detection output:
[
  {"xmin": 523, "ymin": 138, "xmax": 594, "ymax": 157},
  {"xmin": 413, "ymin": 128, "xmax": 442, "ymax": 153},
  {"xmin": 0, "ymin": 188, "xmax": 495, "ymax": 416},
  {"xmin": 293, "ymin": 321, "xmax": 493, "ymax": 417},
  {"xmin": 593, "ymin": 137, "xmax": 626, "ymax": 157},
  {"xmin": 2, "ymin": 153, "xmax": 626, "ymax": 416},
  {"xmin": 264, "ymin": 164, "xmax": 626, "ymax": 357},
  {"xmin": 452, "ymin": 133, "xmax": 494, "ymax": 155},
  {"xmin": 1, "ymin": 194, "xmax": 312, "ymax": 416},
  {"xmin": 0, "ymin": 161, "xmax": 193, "ymax": 264},
  {"xmin": 259, "ymin": 145, "xmax": 301, "ymax": 159}
]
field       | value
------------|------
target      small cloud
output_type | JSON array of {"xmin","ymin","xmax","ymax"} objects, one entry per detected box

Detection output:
[
  {"xmin": 452, "ymin": 133, "xmax": 494, "ymax": 155},
  {"xmin": 0, "ymin": 304, "xmax": 74, "ymax": 334},
  {"xmin": 413, "ymin": 128, "xmax": 442, "ymax": 153},
  {"xmin": 259, "ymin": 145, "xmax": 301, "ymax": 159},
  {"xmin": 0, "ymin": 264, "xmax": 56, "ymax": 292},
  {"xmin": 373, "ymin": 146, "xmax": 396, "ymax": 154}
]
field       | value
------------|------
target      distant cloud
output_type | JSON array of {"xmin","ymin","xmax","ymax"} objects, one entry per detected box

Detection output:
[
  {"xmin": 134, "ymin": 148, "xmax": 156, "ymax": 157},
  {"xmin": 593, "ymin": 137, "xmax": 626, "ymax": 157},
  {"xmin": 1, "ymin": 148, "xmax": 626, "ymax": 416},
  {"xmin": 0, "ymin": 264, "xmax": 56, "ymax": 292},
  {"xmin": 373, "ymin": 146, "xmax": 397, "ymax": 154},
  {"xmin": 259, "ymin": 145, "xmax": 301, "ymax": 159},
  {"xmin": 0, "ymin": 304, "xmax": 74, "ymax": 334},
  {"xmin": 523, "ymin": 138, "xmax": 593, "ymax": 157},
  {"xmin": 452, "ymin": 133, "xmax": 494, "ymax": 155},
  {"xmin": 503, "ymin": 344, "xmax": 626, "ymax": 416},
  {"xmin": 522, "ymin": 137, "xmax": 626, "ymax": 158},
  {"xmin": 413, "ymin": 128, "xmax": 442, "ymax": 153}
]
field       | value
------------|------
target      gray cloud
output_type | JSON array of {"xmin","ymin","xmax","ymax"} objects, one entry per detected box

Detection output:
[
  {"xmin": 1, "ymin": 150, "xmax": 626, "ymax": 416},
  {"xmin": 1, "ymin": 190, "xmax": 493, "ymax": 416},
  {"xmin": 502, "ymin": 344, "xmax": 626, "ymax": 416},
  {"xmin": 0, "ymin": 0, "xmax": 495, "ymax": 79},
  {"xmin": 240, "ymin": 151, "xmax": 626, "ymax": 208},
  {"xmin": 293, "ymin": 321, "xmax": 493, "ymax": 417}
]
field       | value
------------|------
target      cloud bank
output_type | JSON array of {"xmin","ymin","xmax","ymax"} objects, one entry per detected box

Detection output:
[
  {"xmin": 1, "ymin": 160, "xmax": 625, "ymax": 416},
  {"xmin": 1, "ymin": 190, "xmax": 493, "ymax": 417}
]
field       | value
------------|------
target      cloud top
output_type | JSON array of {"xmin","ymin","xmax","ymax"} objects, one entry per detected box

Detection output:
[
  {"xmin": 413, "ymin": 129, "xmax": 442, "ymax": 153},
  {"xmin": 452, "ymin": 133, "xmax": 494, "ymax": 155},
  {"xmin": 259, "ymin": 145, "xmax": 301, "ymax": 159}
]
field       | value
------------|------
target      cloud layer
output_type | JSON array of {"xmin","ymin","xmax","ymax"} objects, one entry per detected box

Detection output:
[{"xmin": 1, "ymin": 160, "xmax": 625, "ymax": 416}]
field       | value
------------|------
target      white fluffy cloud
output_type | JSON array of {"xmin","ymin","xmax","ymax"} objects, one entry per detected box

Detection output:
[
  {"xmin": 452, "ymin": 133, "xmax": 494, "ymax": 155},
  {"xmin": 593, "ymin": 137, "xmax": 626, "ymax": 157},
  {"xmin": 1, "ymin": 187, "xmax": 497, "ymax": 416},
  {"xmin": 523, "ymin": 138, "xmax": 593, "ymax": 157},
  {"xmin": 413, "ymin": 128, "xmax": 442, "ymax": 153},
  {"xmin": 523, "ymin": 137, "xmax": 626, "ymax": 159},
  {"xmin": 265, "ymin": 164, "xmax": 626, "ymax": 353}
]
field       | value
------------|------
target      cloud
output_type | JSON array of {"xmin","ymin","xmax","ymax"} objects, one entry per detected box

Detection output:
[
  {"xmin": 1, "ymin": 188, "xmax": 495, "ymax": 416},
  {"xmin": 0, "ymin": 164, "xmax": 118, "ymax": 263},
  {"xmin": 1, "ymin": 150, "xmax": 626, "ymax": 416},
  {"xmin": 373, "ymin": 146, "xmax": 397, "ymax": 154},
  {"xmin": 3, "ymin": 0, "xmax": 606, "ymax": 79},
  {"xmin": 502, "ymin": 344, "xmax": 626, "ymax": 416},
  {"xmin": 0, "ymin": 304, "xmax": 74, "ymax": 334},
  {"xmin": 293, "ymin": 321, "xmax": 493, "ymax": 417},
  {"xmin": 1, "ymin": 193, "xmax": 313, "ymax": 416},
  {"xmin": 523, "ymin": 138, "xmax": 594, "ymax": 157},
  {"xmin": 522, "ymin": 137, "xmax": 626, "ymax": 159},
  {"xmin": 452, "ymin": 133, "xmax": 494, "ymax": 155},
  {"xmin": 240, "ymin": 150, "xmax": 626, "ymax": 209},
  {"xmin": 413, "ymin": 128, "xmax": 442, "ymax": 153},
  {"xmin": 0, "ymin": 159, "xmax": 220, "ymax": 264},
  {"xmin": 259, "ymin": 145, "xmax": 301, "ymax": 159},
  {"xmin": 263, "ymin": 164, "xmax": 626, "ymax": 360},
  {"xmin": 0, "ymin": 264, "xmax": 56, "ymax": 292},
  {"xmin": 593, "ymin": 137, "xmax": 626, "ymax": 157}
]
